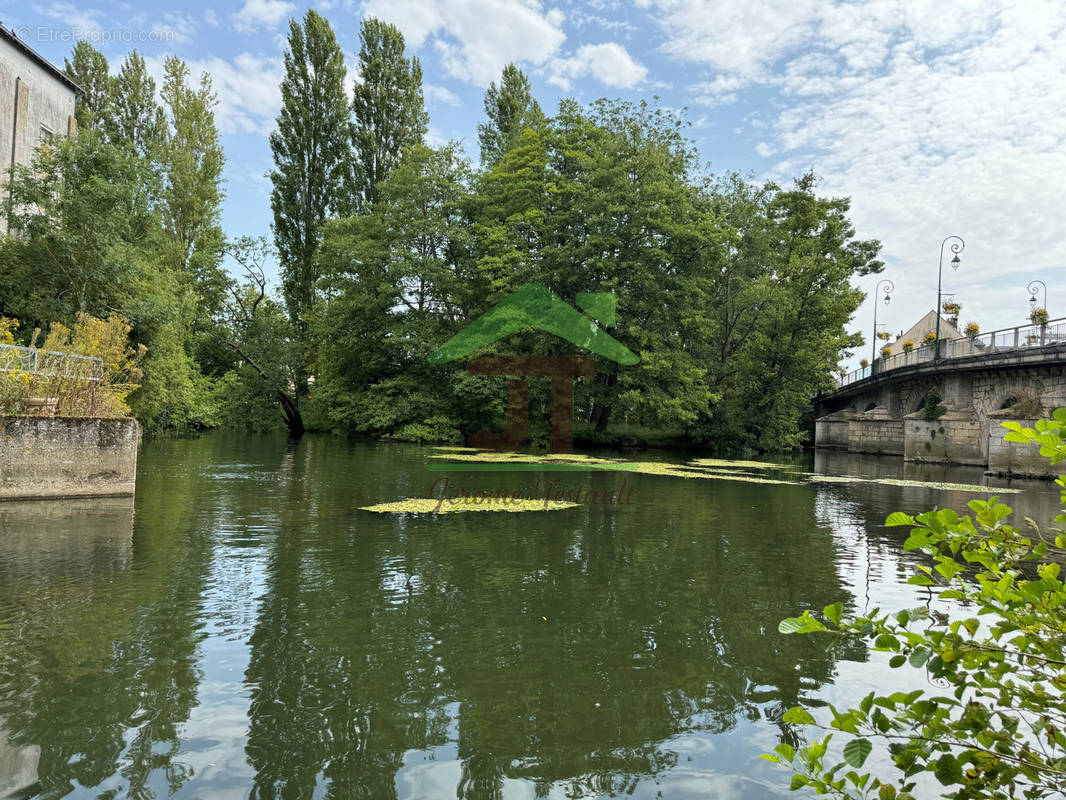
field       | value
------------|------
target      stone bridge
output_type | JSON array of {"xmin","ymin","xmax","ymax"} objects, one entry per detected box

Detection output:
[{"xmin": 814, "ymin": 340, "xmax": 1066, "ymax": 477}]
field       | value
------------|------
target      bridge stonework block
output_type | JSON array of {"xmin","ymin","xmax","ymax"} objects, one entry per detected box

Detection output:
[
  {"xmin": 987, "ymin": 419, "xmax": 1066, "ymax": 478},
  {"xmin": 904, "ymin": 414, "xmax": 984, "ymax": 466}
]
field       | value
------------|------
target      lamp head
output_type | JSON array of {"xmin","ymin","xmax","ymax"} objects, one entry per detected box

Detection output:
[
  {"xmin": 883, "ymin": 294, "xmax": 891, "ymax": 305},
  {"xmin": 951, "ymin": 254, "xmax": 961, "ymax": 270}
]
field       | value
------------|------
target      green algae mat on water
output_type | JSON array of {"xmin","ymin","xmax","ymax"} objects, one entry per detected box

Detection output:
[
  {"xmin": 361, "ymin": 498, "xmax": 581, "ymax": 514},
  {"xmin": 427, "ymin": 449, "xmax": 1024, "ymax": 493},
  {"xmin": 805, "ymin": 474, "xmax": 1022, "ymax": 493},
  {"xmin": 427, "ymin": 448, "xmax": 802, "ymax": 484}
]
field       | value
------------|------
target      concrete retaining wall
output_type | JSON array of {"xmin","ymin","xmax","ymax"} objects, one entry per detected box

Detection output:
[
  {"xmin": 0, "ymin": 417, "xmax": 140, "ymax": 500},
  {"xmin": 847, "ymin": 417, "xmax": 904, "ymax": 455},
  {"xmin": 904, "ymin": 414, "xmax": 985, "ymax": 465},
  {"xmin": 987, "ymin": 418, "xmax": 1066, "ymax": 478},
  {"xmin": 814, "ymin": 415, "xmax": 851, "ymax": 449}
]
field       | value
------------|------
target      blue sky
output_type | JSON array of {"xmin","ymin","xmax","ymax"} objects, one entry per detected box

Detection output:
[{"xmin": 4, "ymin": 0, "xmax": 1065, "ymax": 368}]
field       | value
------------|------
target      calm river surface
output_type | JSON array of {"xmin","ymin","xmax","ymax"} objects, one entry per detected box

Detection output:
[{"xmin": 0, "ymin": 434, "xmax": 1060, "ymax": 799}]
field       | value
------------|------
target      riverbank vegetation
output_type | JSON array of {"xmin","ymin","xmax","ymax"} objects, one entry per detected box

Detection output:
[
  {"xmin": 770, "ymin": 415, "xmax": 1066, "ymax": 798},
  {"xmin": 0, "ymin": 313, "xmax": 141, "ymax": 417},
  {"xmin": 0, "ymin": 11, "xmax": 882, "ymax": 450}
]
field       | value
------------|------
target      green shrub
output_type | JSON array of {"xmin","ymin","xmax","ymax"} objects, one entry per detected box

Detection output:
[{"xmin": 767, "ymin": 412, "xmax": 1066, "ymax": 799}]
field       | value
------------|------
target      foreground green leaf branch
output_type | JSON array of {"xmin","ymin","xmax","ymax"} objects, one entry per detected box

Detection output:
[{"xmin": 767, "ymin": 416, "xmax": 1066, "ymax": 799}]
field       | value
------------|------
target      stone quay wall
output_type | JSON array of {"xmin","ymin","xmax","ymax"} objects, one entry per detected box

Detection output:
[{"xmin": 0, "ymin": 417, "xmax": 140, "ymax": 500}]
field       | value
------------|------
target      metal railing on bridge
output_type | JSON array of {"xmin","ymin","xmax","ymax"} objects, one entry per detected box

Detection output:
[
  {"xmin": 0, "ymin": 342, "xmax": 104, "ymax": 381},
  {"xmin": 834, "ymin": 316, "xmax": 1066, "ymax": 389}
]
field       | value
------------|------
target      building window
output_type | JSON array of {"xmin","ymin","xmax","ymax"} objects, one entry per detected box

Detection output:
[{"xmin": 38, "ymin": 124, "xmax": 55, "ymax": 145}]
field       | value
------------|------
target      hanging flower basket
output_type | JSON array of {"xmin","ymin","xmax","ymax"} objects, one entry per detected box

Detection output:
[
  {"xmin": 965, "ymin": 322, "xmax": 980, "ymax": 339},
  {"xmin": 876, "ymin": 331, "xmax": 892, "ymax": 341},
  {"xmin": 1030, "ymin": 308, "xmax": 1049, "ymax": 326},
  {"xmin": 923, "ymin": 332, "xmax": 938, "ymax": 346},
  {"xmin": 902, "ymin": 340, "xmax": 915, "ymax": 352},
  {"xmin": 860, "ymin": 358, "xmax": 869, "ymax": 369},
  {"xmin": 942, "ymin": 302, "xmax": 961, "ymax": 315},
  {"xmin": 881, "ymin": 347, "xmax": 893, "ymax": 360}
]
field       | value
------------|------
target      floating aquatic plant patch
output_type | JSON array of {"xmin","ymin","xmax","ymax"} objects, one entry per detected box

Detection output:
[
  {"xmin": 689, "ymin": 458, "xmax": 798, "ymax": 470},
  {"xmin": 361, "ymin": 498, "xmax": 581, "ymax": 514},
  {"xmin": 806, "ymin": 475, "xmax": 871, "ymax": 484},
  {"xmin": 874, "ymin": 478, "xmax": 1021, "ymax": 494},
  {"xmin": 803, "ymin": 474, "xmax": 1021, "ymax": 493}
]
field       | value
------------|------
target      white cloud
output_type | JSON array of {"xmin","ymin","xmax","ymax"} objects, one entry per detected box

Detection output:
[
  {"xmin": 144, "ymin": 53, "xmax": 284, "ymax": 135},
  {"xmin": 359, "ymin": 0, "xmax": 567, "ymax": 85},
  {"xmin": 425, "ymin": 84, "xmax": 462, "ymax": 106},
  {"xmin": 641, "ymin": 0, "xmax": 1066, "ymax": 360},
  {"xmin": 151, "ymin": 12, "xmax": 196, "ymax": 44},
  {"xmin": 232, "ymin": 0, "xmax": 294, "ymax": 33},
  {"xmin": 33, "ymin": 1, "xmax": 105, "ymax": 37},
  {"xmin": 548, "ymin": 42, "xmax": 648, "ymax": 90}
]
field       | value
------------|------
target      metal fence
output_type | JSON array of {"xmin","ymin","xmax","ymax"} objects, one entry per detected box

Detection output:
[
  {"xmin": 0, "ymin": 342, "xmax": 104, "ymax": 381},
  {"xmin": 834, "ymin": 317, "xmax": 1066, "ymax": 389}
]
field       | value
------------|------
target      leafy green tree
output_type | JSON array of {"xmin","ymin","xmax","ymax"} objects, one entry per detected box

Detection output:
[
  {"xmin": 269, "ymin": 9, "xmax": 351, "ymax": 337},
  {"xmin": 477, "ymin": 64, "xmax": 545, "ymax": 166},
  {"xmin": 694, "ymin": 172, "xmax": 880, "ymax": 451},
  {"xmin": 159, "ymin": 56, "xmax": 225, "ymax": 281},
  {"xmin": 0, "ymin": 130, "xmax": 156, "ymax": 323},
  {"xmin": 316, "ymin": 143, "xmax": 490, "ymax": 441},
  {"xmin": 770, "ymin": 415, "xmax": 1066, "ymax": 799},
  {"xmin": 472, "ymin": 99, "xmax": 712, "ymax": 436},
  {"xmin": 217, "ymin": 236, "xmax": 305, "ymax": 434},
  {"xmin": 63, "ymin": 41, "xmax": 110, "ymax": 132},
  {"xmin": 108, "ymin": 51, "xmax": 167, "ymax": 162},
  {"xmin": 350, "ymin": 17, "xmax": 428, "ymax": 211}
]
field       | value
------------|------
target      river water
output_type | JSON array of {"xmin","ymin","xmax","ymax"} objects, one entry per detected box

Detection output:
[{"xmin": 0, "ymin": 434, "xmax": 1059, "ymax": 799}]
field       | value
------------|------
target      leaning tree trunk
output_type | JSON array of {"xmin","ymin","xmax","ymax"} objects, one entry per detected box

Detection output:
[{"xmin": 226, "ymin": 342, "xmax": 304, "ymax": 437}]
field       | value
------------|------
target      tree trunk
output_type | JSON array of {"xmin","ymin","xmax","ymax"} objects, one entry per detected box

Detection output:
[
  {"xmin": 277, "ymin": 390, "xmax": 304, "ymax": 436},
  {"xmin": 226, "ymin": 341, "xmax": 305, "ymax": 437}
]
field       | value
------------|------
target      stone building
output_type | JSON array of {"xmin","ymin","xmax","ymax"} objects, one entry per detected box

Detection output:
[
  {"xmin": 0, "ymin": 23, "xmax": 80, "ymax": 234},
  {"xmin": 887, "ymin": 309, "xmax": 963, "ymax": 353}
]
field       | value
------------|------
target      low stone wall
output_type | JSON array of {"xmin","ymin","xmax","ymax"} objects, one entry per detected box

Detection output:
[
  {"xmin": 814, "ymin": 414, "xmax": 851, "ymax": 449},
  {"xmin": 904, "ymin": 413, "xmax": 985, "ymax": 466},
  {"xmin": 0, "ymin": 416, "xmax": 140, "ymax": 500},
  {"xmin": 847, "ymin": 417, "xmax": 904, "ymax": 455},
  {"xmin": 987, "ymin": 418, "xmax": 1066, "ymax": 478}
]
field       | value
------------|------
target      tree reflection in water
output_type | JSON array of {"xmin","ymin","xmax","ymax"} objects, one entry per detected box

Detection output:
[{"xmin": 0, "ymin": 435, "xmax": 868, "ymax": 799}]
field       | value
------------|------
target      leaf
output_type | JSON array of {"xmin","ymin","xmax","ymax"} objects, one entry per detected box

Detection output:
[
  {"xmin": 782, "ymin": 706, "xmax": 816, "ymax": 726},
  {"xmin": 908, "ymin": 647, "xmax": 930, "ymax": 668},
  {"xmin": 889, "ymin": 655, "xmax": 906, "ymax": 668},
  {"xmin": 823, "ymin": 602, "xmax": 843, "ymax": 625},
  {"xmin": 885, "ymin": 511, "xmax": 914, "ymax": 527},
  {"xmin": 790, "ymin": 774, "xmax": 810, "ymax": 790},
  {"xmin": 843, "ymin": 738, "xmax": 872, "ymax": 768},
  {"xmin": 779, "ymin": 612, "xmax": 828, "ymax": 634},
  {"xmin": 933, "ymin": 753, "xmax": 962, "ymax": 785}
]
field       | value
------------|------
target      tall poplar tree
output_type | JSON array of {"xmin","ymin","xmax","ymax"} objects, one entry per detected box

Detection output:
[
  {"xmin": 350, "ymin": 17, "xmax": 428, "ymax": 210},
  {"xmin": 159, "ymin": 56, "xmax": 225, "ymax": 278},
  {"xmin": 108, "ymin": 52, "xmax": 166, "ymax": 162},
  {"xmin": 269, "ymin": 9, "xmax": 350, "ymax": 331},
  {"xmin": 477, "ymin": 64, "xmax": 544, "ymax": 166},
  {"xmin": 63, "ymin": 41, "xmax": 111, "ymax": 132}
]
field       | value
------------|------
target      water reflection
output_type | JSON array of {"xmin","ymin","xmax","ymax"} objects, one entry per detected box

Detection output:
[{"xmin": 0, "ymin": 436, "xmax": 1057, "ymax": 798}]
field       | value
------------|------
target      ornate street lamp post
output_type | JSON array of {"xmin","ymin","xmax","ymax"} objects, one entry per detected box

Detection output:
[
  {"xmin": 1028, "ymin": 280, "xmax": 1047, "ymax": 314},
  {"xmin": 935, "ymin": 236, "xmax": 964, "ymax": 360},
  {"xmin": 872, "ymin": 278, "xmax": 894, "ymax": 370}
]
